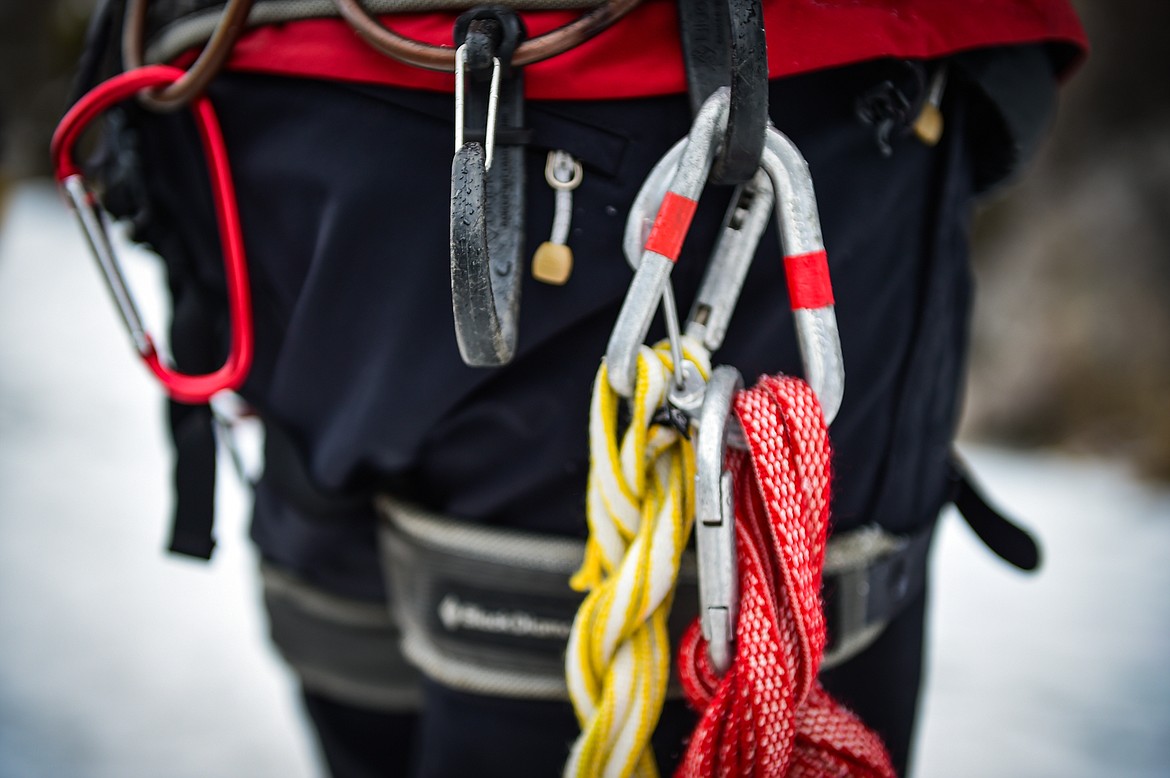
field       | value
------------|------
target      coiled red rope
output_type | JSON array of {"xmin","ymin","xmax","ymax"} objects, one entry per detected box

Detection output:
[{"xmin": 676, "ymin": 375, "xmax": 896, "ymax": 777}]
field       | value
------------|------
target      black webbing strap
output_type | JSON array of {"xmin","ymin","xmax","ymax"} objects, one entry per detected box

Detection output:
[
  {"xmin": 168, "ymin": 402, "xmax": 217, "ymax": 558},
  {"xmin": 948, "ymin": 452, "xmax": 1042, "ymax": 571},
  {"xmin": 165, "ymin": 286, "xmax": 223, "ymax": 560},
  {"xmin": 676, "ymin": 0, "xmax": 768, "ymax": 186}
]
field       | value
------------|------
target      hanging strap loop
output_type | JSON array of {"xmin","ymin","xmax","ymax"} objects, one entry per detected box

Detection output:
[
  {"xmin": 677, "ymin": 0, "xmax": 768, "ymax": 186},
  {"xmin": 330, "ymin": 0, "xmax": 643, "ymax": 72},
  {"xmin": 51, "ymin": 64, "xmax": 254, "ymax": 404},
  {"xmin": 122, "ymin": 0, "xmax": 256, "ymax": 111}
]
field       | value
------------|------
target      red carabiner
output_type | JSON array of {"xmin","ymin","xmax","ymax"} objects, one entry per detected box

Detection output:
[{"xmin": 50, "ymin": 65, "xmax": 253, "ymax": 404}]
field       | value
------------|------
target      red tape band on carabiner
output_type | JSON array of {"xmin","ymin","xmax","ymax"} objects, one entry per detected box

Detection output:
[
  {"xmin": 644, "ymin": 191, "xmax": 699, "ymax": 263},
  {"xmin": 784, "ymin": 249, "xmax": 834, "ymax": 309}
]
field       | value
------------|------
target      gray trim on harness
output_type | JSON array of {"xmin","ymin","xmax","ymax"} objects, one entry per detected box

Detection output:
[
  {"xmin": 261, "ymin": 500, "xmax": 930, "ymax": 707},
  {"xmin": 261, "ymin": 562, "xmax": 423, "ymax": 710},
  {"xmin": 377, "ymin": 496, "xmax": 701, "ymax": 700},
  {"xmin": 374, "ymin": 496, "xmax": 931, "ymax": 700},
  {"xmin": 143, "ymin": 0, "xmax": 607, "ymax": 65}
]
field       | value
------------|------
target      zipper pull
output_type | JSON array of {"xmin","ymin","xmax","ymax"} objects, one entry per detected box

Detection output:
[
  {"xmin": 532, "ymin": 150, "xmax": 582, "ymax": 286},
  {"xmin": 913, "ymin": 65, "xmax": 948, "ymax": 146}
]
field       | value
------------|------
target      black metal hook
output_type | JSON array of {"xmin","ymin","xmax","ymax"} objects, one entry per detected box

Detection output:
[{"xmin": 449, "ymin": 8, "xmax": 528, "ymax": 366}]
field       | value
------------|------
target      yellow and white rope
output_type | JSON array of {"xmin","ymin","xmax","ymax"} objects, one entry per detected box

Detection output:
[{"xmin": 565, "ymin": 337, "xmax": 710, "ymax": 778}]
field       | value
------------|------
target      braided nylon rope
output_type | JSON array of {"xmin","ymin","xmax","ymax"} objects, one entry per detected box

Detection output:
[
  {"xmin": 566, "ymin": 340, "xmax": 710, "ymax": 778},
  {"xmin": 676, "ymin": 375, "xmax": 896, "ymax": 777}
]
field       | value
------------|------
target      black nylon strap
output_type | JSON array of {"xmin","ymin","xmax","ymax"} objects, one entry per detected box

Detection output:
[
  {"xmin": 165, "ymin": 286, "xmax": 222, "ymax": 560},
  {"xmin": 949, "ymin": 454, "xmax": 1042, "ymax": 571},
  {"xmin": 450, "ymin": 9, "xmax": 528, "ymax": 366},
  {"xmin": 822, "ymin": 526, "xmax": 934, "ymax": 660},
  {"xmin": 168, "ymin": 401, "xmax": 217, "ymax": 559},
  {"xmin": 676, "ymin": 0, "xmax": 768, "ymax": 185}
]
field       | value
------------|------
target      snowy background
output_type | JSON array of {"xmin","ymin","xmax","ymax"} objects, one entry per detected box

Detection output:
[{"xmin": 1, "ymin": 181, "xmax": 1168, "ymax": 776}]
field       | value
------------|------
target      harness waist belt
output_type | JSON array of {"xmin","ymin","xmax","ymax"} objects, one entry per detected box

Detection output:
[{"xmin": 374, "ymin": 496, "xmax": 932, "ymax": 699}]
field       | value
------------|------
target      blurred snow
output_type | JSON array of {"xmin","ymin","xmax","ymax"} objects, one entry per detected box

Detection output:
[{"xmin": 1, "ymin": 181, "xmax": 1168, "ymax": 777}]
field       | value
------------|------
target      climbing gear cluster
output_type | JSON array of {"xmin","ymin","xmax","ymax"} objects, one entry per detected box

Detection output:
[
  {"xmin": 562, "ymin": 69, "xmax": 869, "ymax": 771},
  {"xmin": 53, "ymin": 2, "xmax": 941, "ymax": 775}
]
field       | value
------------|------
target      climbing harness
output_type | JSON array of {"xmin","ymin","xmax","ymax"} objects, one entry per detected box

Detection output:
[
  {"xmin": 677, "ymin": 376, "xmax": 896, "ymax": 777},
  {"xmin": 51, "ymin": 64, "xmax": 253, "ymax": 405},
  {"xmin": 55, "ymin": 7, "xmax": 1058, "ymax": 776}
]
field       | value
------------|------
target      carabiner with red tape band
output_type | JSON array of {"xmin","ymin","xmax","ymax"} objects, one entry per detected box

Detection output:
[
  {"xmin": 608, "ymin": 87, "xmax": 844, "ymax": 423},
  {"xmin": 51, "ymin": 65, "xmax": 253, "ymax": 405}
]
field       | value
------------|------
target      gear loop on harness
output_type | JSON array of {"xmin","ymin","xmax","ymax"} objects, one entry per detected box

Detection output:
[
  {"xmin": 449, "ymin": 9, "xmax": 527, "ymax": 366},
  {"xmin": 330, "ymin": 0, "xmax": 643, "ymax": 72},
  {"xmin": 677, "ymin": 0, "xmax": 768, "ymax": 186},
  {"xmin": 122, "ymin": 0, "xmax": 256, "ymax": 111},
  {"xmin": 51, "ymin": 64, "xmax": 254, "ymax": 405}
]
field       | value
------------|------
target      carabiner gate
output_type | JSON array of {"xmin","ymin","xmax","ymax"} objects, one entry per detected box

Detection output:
[
  {"xmin": 50, "ymin": 65, "xmax": 253, "ymax": 405},
  {"xmin": 695, "ymin": 365, "xmax": 743, "ymax": 673}
]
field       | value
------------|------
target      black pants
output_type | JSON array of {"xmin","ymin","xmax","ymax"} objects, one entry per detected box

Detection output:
[{"xmin": 128, "ymin": 59, "xmax": 978, "ymax": 777}]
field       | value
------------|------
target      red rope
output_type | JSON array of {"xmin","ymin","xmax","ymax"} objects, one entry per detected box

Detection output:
[{"xmin": 676, "ymin": 375, "xmax": 896, "ymax": 777}]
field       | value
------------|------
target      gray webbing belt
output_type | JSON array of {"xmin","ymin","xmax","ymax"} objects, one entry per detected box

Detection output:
[{"xmin": 262, "ymin": 499, "xmax": 931, "ymax": 708}]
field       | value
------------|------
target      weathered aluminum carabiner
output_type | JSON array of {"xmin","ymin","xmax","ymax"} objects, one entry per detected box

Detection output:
[
  {"xmin": 694, "ymin": 364, "xmax": 743, "ymax": 673},
  {"xmin": 450, "ymin": 34, "xmax": 525, "ymax": 367},
  {"xmin": 624, "ymin": 146, "xmax": 775, "ymax": 359},
  {"xmin": 51, "ymin": 65, "xmax": 253, "ymax": 405},
  {"xmin": 606, "ymin": 89, "xmax": 730, "ymax": 398},
  {"xmin": 607, "ymin": 89, "xmax": 845, "ymax": 424}
]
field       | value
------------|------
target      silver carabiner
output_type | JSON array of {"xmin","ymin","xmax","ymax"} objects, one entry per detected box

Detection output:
[
  {"xmin": 606, "ymin": 89, "xmax": 730, "ymax": 398},
  {"xmin": 694, "ymin": 364, "xmax": 743, "ymax": 674},
  {"xmin": 758, "ymin": 127, "xmax": 845, "ymax": 423},
  {"xmin": 450, "ymin": 43, "xmax": 524, "ymax": 366},
  {"xmin": 609, "ymin": 89, "xmax": 845, "ymax": 424}
]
